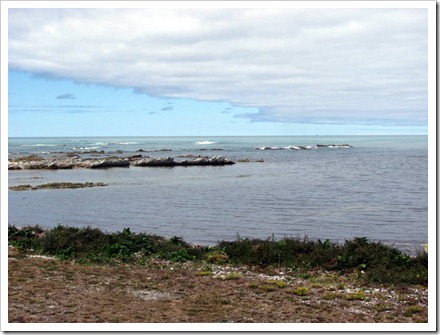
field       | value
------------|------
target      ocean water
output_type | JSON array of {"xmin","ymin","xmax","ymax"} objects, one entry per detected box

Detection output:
[{"xmin": 8, "ymin": 136, "xmax": 428, "ymax": 254}]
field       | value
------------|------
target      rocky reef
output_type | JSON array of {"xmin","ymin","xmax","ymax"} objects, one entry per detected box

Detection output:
[{"xmin": 8, "ymin": 154, "xmax": 236, "ymax": 170}]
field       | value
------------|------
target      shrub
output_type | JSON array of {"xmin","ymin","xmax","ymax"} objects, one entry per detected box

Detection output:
[
  {"xmin": 224, "ymin": 272, "xmax": 242, "ymax": 280},
  {"xmin": 205, "ymin": 251, "xmax": 229, "ymax": 264},
  {"xmin": 291, "ymin": 287, "xmax": 309, "ymax": 296},
  {"xmin": 8, "ymin": 225, "xmax": 43, "ymax": 250},
  {"xmin": 345, "ymin": 290, "xmax": 366, "ymax": 301},
  {"xmin": 166, "ymin": 249, "xmax": 194, "ymax": 263},
  {"xmin": 403, "ymin": 304, "xmax": 423, "ymax": 317},
  {"xmin": 257, "ymin": 284, "xmax": 277, "ymax": 292},
  {"xmin": 7, "ymin": 226, "xmax": 428, "ymax": 285}
]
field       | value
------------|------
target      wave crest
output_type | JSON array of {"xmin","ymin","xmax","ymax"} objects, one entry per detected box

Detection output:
[
  {"xmin": 195, "ymin": 141, "xmax": 216, "ymax": 145},
  {"xmin": 256, "ymin": 144, "xmax": 352, "ymax": 150}
]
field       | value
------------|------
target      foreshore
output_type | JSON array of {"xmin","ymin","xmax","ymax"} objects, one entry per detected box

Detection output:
[
  {"xmin": 8, "ymin": 225, "xmax": 428, "ymax": 323},
  {"xmin": 8, "ymin": 246, "xmax": 428, "ymax": 324}
]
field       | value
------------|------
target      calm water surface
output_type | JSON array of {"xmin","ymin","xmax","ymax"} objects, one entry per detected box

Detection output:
[{"xmin": 8, "ymin": 136, "xmax": 428, "ymax": 254}]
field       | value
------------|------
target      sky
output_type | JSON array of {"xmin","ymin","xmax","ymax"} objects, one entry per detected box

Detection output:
[{"xmin": 6, "ymin": 3, "xmax": 431, "ymax": 137}]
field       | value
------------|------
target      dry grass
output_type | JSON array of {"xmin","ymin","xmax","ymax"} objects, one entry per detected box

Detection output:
[{"xmin": 8, "ymin": 246, "xmax": 428, "ymax": 323}]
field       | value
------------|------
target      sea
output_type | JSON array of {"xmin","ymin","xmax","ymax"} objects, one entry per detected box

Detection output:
[{"xmin": 8, "ymin": 135, "xmax": 428, "ymax": 254}]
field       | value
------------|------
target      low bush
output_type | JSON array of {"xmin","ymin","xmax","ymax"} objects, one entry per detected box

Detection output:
[{"xmin": 8, "ymin": 225, "xmax": 427, "ymax": 285}]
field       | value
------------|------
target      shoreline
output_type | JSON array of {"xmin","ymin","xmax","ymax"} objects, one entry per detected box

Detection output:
[{"xmin": 8, "ymin": 243, "xmax": 428, "ymax": 324}]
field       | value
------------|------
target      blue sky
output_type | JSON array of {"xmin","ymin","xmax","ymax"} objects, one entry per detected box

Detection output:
[{"xmin": 6, "ymin": 5, "xmax": 430, "ymax": 137}]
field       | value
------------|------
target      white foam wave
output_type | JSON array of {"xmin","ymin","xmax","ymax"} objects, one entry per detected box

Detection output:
[
  {"xmin": 72, "ymin": 146, "xmax": 99, "ymax": 150},
  {"xmin": 195, "ymin": 141, "xmax": 216, "ymax": 145},
  {"xmin": 256, "ymin": 144, "xmax": 352, "ymax": 150},
  {"xmin": 110, "ymin": 141, "xmax": 139, "ymax": 145},
  {"xmin": 20, "ymin": 144, "xmax": 59, "ymax": 147}
]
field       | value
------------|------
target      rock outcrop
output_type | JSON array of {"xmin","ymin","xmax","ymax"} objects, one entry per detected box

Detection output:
[
  {"xmin": 179, "ymin": 156, "xmax": 235, "ymax": 166},
  {"xmin": 132, "ymin": 157, "xmax": 177, "ymax": 167},
  {"xmin": 88, "ymin": 158, "xmax": 130, "ymax": 168},
  {"xmin": 9, "ymin": 155, "xmax": 236, "ymax": 170}
]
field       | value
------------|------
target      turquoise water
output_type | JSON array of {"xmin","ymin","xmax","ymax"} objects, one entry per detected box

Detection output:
[{"xmin": 8, "ymin": 136, "xmax": 428, "ymax": 254}]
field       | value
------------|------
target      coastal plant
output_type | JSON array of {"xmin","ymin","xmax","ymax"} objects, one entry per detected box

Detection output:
[
  {"xmin": 205, "ymin": 251, "xmax": 229, "ymax": 264},
  {"xmin": 264, "ymin": 280, "xmax": 287, "ymax": 288},
  {"xmin": 291, "ymin": 286, "xmax": 309, "ymax": 296},
  {"xmin": 8, "ymin": 225, "xmax": 43, "ymax": 250},
  {"xmin": 345, "ymin": 290, "xmax": 366, "ymax": 301},
  {"xmin": 7, "ymin": 225, "xmax": 428, "ymax": 285},
  {"xmin": 257, "ymin": 284, "xmax": 277, "ymax": 292},
  {"xmin": 322, "ymin": 292, "xmax": 337, "ymax": 301},
  {"xmin": 224, "ymin": 272, "xmax": 242, "ymax": 280},
  {"xmin": 403, "ymin": 304, "xmax": 423, "ymax": 317}
]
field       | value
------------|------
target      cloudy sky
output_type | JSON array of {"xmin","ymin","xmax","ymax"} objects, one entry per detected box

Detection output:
[{"xmin": 6, "ymin": 3, "xmax": 430, "ymax": 137}]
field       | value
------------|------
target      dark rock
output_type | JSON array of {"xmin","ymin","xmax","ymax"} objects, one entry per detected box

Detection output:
[
  {"xmin": 88, "ymin": 158, "xmax": 130, "ymax": 168},
  {"xmin": 133, "ymin": 157, "xmax": 177, "ymax": 167},
  {"xmin": 127, "ymin": 154, "xmax": 143, "ymax": 160},
  {"xmin": 8, "ymin": 164, "xmax": 22, "ymax": 170},
  {"xmin": 180, "ymin": 156, "xmax": 235, "ymax": 166}
]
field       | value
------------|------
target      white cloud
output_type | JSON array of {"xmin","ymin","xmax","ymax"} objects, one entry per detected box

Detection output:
[{"xmin": 8, "ymin": 7, "xmax": 428, "ymax": 126}]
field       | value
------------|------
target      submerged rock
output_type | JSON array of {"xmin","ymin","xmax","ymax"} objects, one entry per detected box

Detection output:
[
  {"xmin": 237, "ymin": 159, "xmax": 264, "ymax": 163},
  {"xmin": 9, "ymin": 182, "xmax": 108, "ymax": 191}
]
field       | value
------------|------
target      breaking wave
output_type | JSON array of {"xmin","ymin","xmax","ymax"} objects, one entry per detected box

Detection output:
[
  {"xmin": 256, "ymin": 144, "xmax": 352, "ymax": 150},
  {"xmin": 195, "ymin": 141, "xmax": 216, "ymax": 145}
]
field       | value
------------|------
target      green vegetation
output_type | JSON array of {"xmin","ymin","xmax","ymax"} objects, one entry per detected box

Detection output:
[
  {"xmin": 291, "ymin": 286, "xmax": 310, "ymax": 296},
  {"xmin": 223, "ymin": 272, "xmax": 242, "ymax": 280},
  {"xmin": 8, "ymin": 225, "xmax": 427, "ymax": 285},
  {"xmin": 345, "ymin": 290, "xmax": 367, "ymax": 301},
  {"xmin": 403, "ymin": 304, "xmax": 423, "ymax": 317}
]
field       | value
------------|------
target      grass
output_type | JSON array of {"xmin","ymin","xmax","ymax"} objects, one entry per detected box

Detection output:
[{"xmin": 8, "ymin": 225, "xmax": 428, "ymax": 286}]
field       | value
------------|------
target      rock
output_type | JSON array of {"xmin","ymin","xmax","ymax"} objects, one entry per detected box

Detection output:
[
  {"xmin": 9, "ymin": 182, "xmax": 108, "ymax": 191},
  {"xmin": 132, "ymin": 157, "xmax": 177, "ymax": 167},
  {"xmin": 47, "ymin": 162, "xmax": 60, "ymax": 169},
  {"xmin": 178, "ymin": 154, "xmax": 208, "ymax": 159},
  {"xmin": 88, "ymin": 158, "xmax": 130, "ymax": 168},
  {"xmin": 127, "ymin": 154, "xmax": 143, "ymax": 161},
  {"xmin": 8, "ymin": 154, "xmax": 236, "ymax": 169},
  {"xmin": 81, "ymin": 150, "xmax": 105, "ymax": 154},
  {"xmin": 180, "ymin": 156, "xmax": 235, "ymax": 166},
  {"xmin": 8, "ymin": 164, "xmax": 22, "ymax": 170}
]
